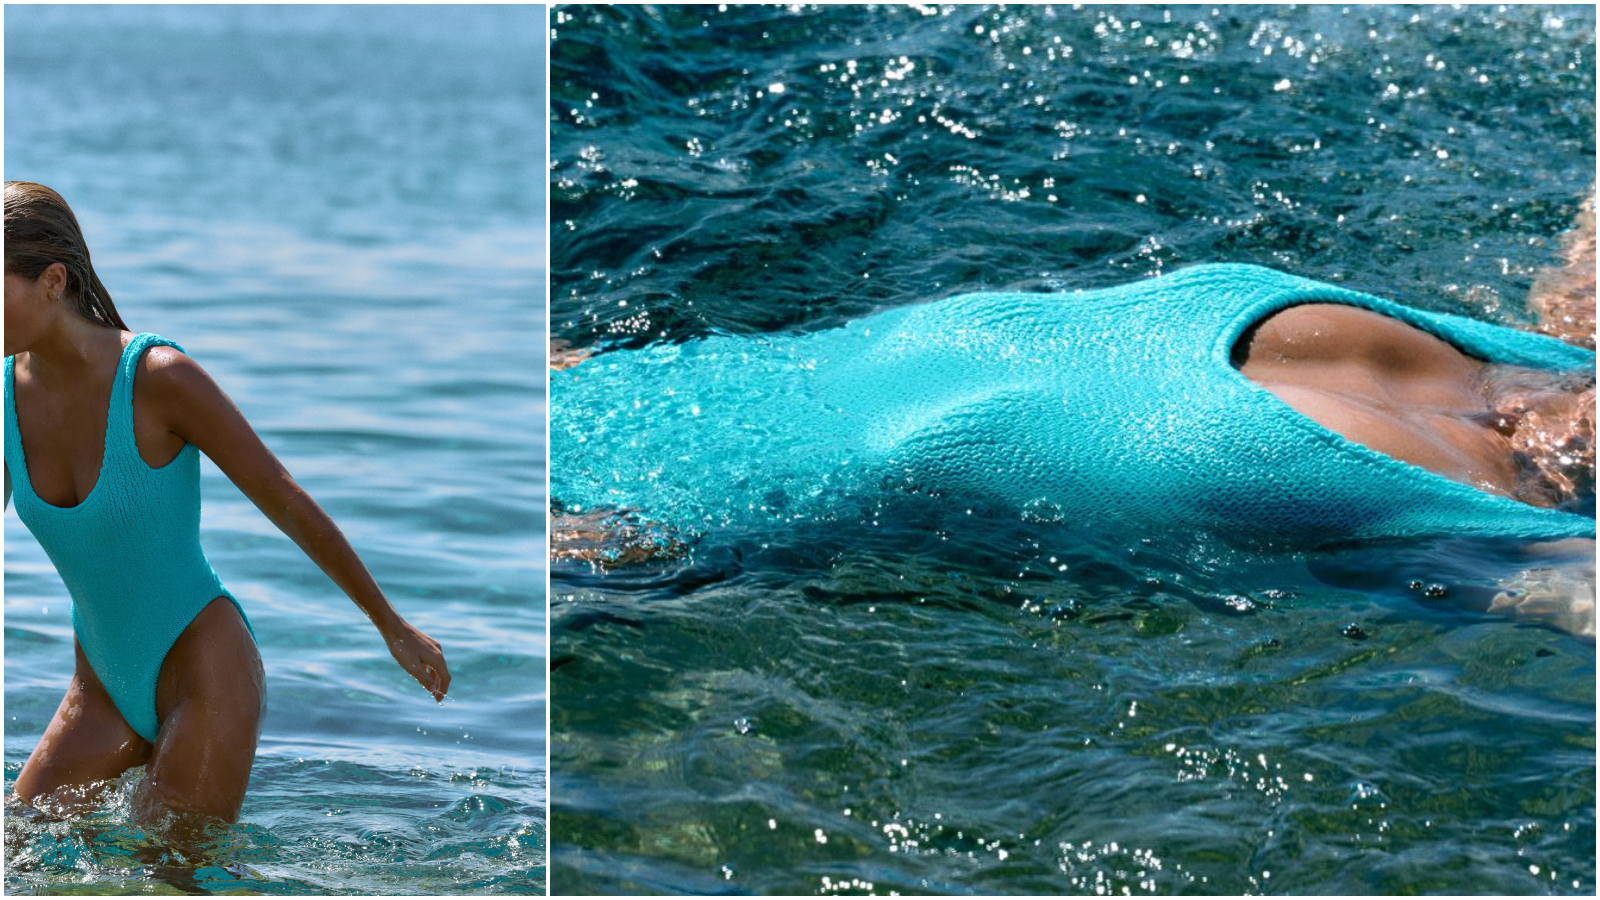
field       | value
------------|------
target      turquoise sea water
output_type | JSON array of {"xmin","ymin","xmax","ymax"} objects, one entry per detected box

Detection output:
[
  {"xmin": 551, "ymin": 5, "xmax": 1594, "ymax": 895},
  {"xmin": 5, "ymin": 6, "xmax": 545, "ymax": 894}
]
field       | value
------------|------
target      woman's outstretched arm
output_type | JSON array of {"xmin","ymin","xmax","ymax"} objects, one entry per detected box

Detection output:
[{"xmin": 137, "ymin": 346, "xmax": 452, "ymax": 701}]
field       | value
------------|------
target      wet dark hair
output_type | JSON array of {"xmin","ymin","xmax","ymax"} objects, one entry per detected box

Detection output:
[{"xmin": 4, "ymin": 181, "xmax": 127, "ymax": 330}]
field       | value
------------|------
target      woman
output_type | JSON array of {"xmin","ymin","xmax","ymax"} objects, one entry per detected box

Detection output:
[
  {"xmin": 3, "ymin": 181, "xmax": 451, "ymax": 826},
  {"xmin": 550, "ymin": 198, "xmax": 1595, "ymax": 585}
]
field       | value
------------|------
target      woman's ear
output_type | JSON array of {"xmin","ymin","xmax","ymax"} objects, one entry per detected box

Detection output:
[{"xmin": 39, "ymin": 261, "xmax": 69, "ymax": 302}]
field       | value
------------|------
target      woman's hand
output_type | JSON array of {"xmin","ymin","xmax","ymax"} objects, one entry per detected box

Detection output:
[
  {"xmin": 380, "ymin": 617, "xmax": 452, "ymax": 702},
  {"xmin": 550, "ymin": 338, "xmax": 591, "ymax": 371},
  {"xmin": 1492, "ymin": 539, "xmax": 1596, "ymax": 639}
]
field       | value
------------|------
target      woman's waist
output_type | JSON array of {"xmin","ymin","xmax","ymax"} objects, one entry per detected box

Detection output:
[
  {"xmin": 67, "ymin": 578, "xmax": 238, "ymax": 654},
  {"xmin": 46, "ymin": 539, "xmax": 224, "ymax": 599}
]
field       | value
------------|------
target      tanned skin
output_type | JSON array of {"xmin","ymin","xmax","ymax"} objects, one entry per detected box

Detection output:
[
  {"xmin": 1232, "ymin": 303, "xmax": 1587, "ymax": 506},
  {"xmin": 5, "ymin": 261, "xmax": 452, "ymax": 828},
  {"xmin": 1235, "ymin": 192, "xmax": 1595, "ymax": 508}
]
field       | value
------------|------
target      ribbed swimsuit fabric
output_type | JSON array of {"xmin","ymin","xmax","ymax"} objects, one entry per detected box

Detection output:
[
  {"xmin": 551, "ymin": 263, "xmax": 1596, "ymax": 547},
  {"xmin": 5, "ymin": 333, "xmax": 252, "ymax": 742}
]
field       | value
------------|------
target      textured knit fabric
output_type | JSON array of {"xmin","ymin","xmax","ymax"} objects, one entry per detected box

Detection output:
[
  {"xmin": 551, "ymin": 263, "xmax": 1596, "ymax": 547},
  {"xmin": 5, "ymin": 334, "xmax": 252, "ymax": 742}
]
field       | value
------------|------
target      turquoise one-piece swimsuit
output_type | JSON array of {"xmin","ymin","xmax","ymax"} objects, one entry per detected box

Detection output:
[
  {"xmin": 5, "ymin": 333, "xmax": 253, "ymax": 742},
  {"xmin": 551, "ymin": 263, "xmax": 1596, "ymax": 547}
]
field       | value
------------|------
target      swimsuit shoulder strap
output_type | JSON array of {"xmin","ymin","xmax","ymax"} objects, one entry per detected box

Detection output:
[
  {"xmin": 1397, "ymin": 305, "xmax": 1595, "ymax": 371},
  {"xmin": 107, "ymin": 333, "xmax": 187, "ymax": 463},
  {"xmin": 3, "ymin": 355, "xmax": 19, "ymax": 481},
  {"xmin": 1189, "ymin": 263, "xmax": 1596, "ymax": 373}
]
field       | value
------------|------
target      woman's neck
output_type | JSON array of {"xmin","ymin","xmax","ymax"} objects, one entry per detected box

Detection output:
[{"xmin": 18, "ymin": 316, "xmax": 126, "ymax": 389}]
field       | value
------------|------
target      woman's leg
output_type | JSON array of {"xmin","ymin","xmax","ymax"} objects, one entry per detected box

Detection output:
[
  {"xmin": 131, "ymin": 596, "xmax": 265, "ymax": 826},
  {"xmin": 12, "ymin": 640, "xmax": 153, "ymax": 811}
]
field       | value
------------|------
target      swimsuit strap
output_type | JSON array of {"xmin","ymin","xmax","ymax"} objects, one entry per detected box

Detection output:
[
  {"xmin": 3, "ymin": 355, "xmax": 23, "ymax": 501},
  {"xmin": 1284, "ymin": 278, "xmax": 1594, "ymax": 372},
  {"xmin": 106, "ymin": 333, "xmax": 186, "ymax": 468}
]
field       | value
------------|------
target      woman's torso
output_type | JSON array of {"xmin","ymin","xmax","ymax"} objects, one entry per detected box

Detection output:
[
  {"xmin": 550, "ymin": 264, "xmax": 1595, "ymax": 545},
  {"xmin": 4, "ymin": 333, "xmax": 231, "ymax": 671}
]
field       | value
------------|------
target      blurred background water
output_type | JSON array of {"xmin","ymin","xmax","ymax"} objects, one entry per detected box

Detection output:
[
  {"xmin": 6, "ymin": 5, "xmax": 545, "ymax": 894},
  {"xmin": 551, "ymin": 4, "xmax": 1594, "ymax": 895}
]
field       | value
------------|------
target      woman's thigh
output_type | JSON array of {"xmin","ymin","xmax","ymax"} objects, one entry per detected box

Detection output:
[
  {"xmin": 133, "ymin": 596, "xmax": 265, "ymax": 825},
  {"xmin": 12, "ymin": 640, "xmax": 153, "ymax": 810}
]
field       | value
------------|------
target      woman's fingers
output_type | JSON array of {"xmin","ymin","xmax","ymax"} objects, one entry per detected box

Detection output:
[
  {"xmin": 436, "ymin": 648, "xmax": 452, "ymax": 694},
  {"xmin": 416, "ymin": 646, "xmax": 450, "ymax": 701},
  {"xmin": 415, "ymin": 659, "xmax": 441, "ymax": 700},
  {"xmin": 428, "ymin": 651, "xmax": 452, "ymax": 699}
]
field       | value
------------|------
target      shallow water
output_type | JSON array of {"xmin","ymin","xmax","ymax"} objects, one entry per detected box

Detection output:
[
  {"xmin": 5, "ymin": 6, "xmax": 545, "ymax": 894},
  {"xmin": 550, "ymin": 5, "xmax": 1594, "ymax": 895}
]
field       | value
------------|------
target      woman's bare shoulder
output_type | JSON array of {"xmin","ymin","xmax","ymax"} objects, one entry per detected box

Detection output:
[
  {"xmin": 1239, "ymin": 303, "xmax": 1480, "ymax": 379},
  {"xmin": 132, "ymin": 344, "xmax": 229, "ymax": 410}
]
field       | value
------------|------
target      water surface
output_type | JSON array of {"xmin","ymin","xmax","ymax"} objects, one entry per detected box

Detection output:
[{"xmin": 551, "ymin": 5, "xmax": 1594, "ymax": 895}]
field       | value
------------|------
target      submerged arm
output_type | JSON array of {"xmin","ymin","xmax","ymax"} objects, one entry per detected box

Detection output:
[
  {"xmin": 1526, "ymin": 189, "xmax": 1595, "ymax": 349},
  {"xmin": 141, "ymin": 348, "xmax": 452, "ymax": 701},
  {"xmin": 1489, "ymin": 537, "xmax": 1596, "ymax": 639}
]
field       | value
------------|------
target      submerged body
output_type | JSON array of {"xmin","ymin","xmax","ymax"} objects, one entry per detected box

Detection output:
[{"xmin": 552, "ymin": 263, "xmax": 1594, "ymax": 548}]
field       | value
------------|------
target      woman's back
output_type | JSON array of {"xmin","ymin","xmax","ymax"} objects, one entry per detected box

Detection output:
[{"xmin": 551, "ymin": 264, "xmax": 1595, "ymax": 546}]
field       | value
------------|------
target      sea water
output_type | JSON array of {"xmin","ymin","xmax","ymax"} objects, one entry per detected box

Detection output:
[
  {"xmin": 5, "ymin": 6, "xmax": 545, "ymax": 894},
  {"xmin": 551, "ymin": 5, "xmax": 1594, "ymax": 894}
]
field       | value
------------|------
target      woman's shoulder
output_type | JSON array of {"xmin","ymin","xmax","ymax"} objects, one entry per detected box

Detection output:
[{"xmin": 124, "ymin": 334, "xmax": 219, "ymax": 402}]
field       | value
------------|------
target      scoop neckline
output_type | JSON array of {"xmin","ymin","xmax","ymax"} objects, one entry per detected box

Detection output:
[{"xmin": 7, "ymin": 335, "xmax": 140, "ymax": 513}]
